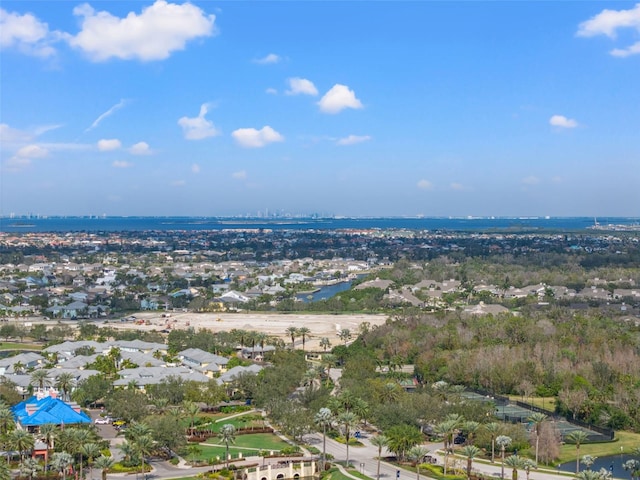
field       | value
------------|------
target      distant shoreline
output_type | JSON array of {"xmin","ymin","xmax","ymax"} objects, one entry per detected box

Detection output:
[{"xmin": 2, "ymin": 216, "xmax": 639, "ymax": 233}]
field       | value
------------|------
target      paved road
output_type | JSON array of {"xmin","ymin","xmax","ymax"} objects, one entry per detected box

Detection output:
[{"xmin": 302, "ymin": 431, "xmax": 602, "ymax": 480}]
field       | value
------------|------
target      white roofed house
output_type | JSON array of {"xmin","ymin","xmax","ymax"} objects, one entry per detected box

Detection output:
[
  {"xmin": 178, "ymin": 348, "xmax": 229, "ymax": 377},
  {"xmin": 113, "ymin": 366, "xmax": 210, "ymax": 391}
]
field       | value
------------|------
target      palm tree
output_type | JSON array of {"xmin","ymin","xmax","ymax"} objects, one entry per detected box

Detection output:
[
  {"xmin": 461, "ymin": 445, "xmax": 481, "ymax": 479},
  {"xmin": 9, "ymin": 428, "xmax": 34, "ymax": 462},
  {"xmin": 463, "ymin": 421, "xmax": 480, "ymax": 445},
  {"xmin": 19, "ymin": 458, "xmax": 41, "ymax": 480},
  {"xmin": 408, "ymin": 445, "xmax": 430, "ymax": 480},
  {"xmin": 285, "ymin": 326, "xmax": 298, "ymax": 349},
  {"xmin": 69, "ymin": 428, "xmax": 91, "ymax": 480},
  {"xmin": 183, "ymin": 401, "xmax": 201, "ymax": 434},
  {"xmin": 319, "ymin": 337, "xmax": 332, "ymax": 351},
  {"xmin": 13, "ymin": 360, "xmax": 26, "ymax": 374},
  {"xmin": 55, "ymin": 372, "xmax": 76, "ymax": 401},
  {"xmin": 94, "ymin": 455, "xmax": 115, "ymax": 480},
  {"xmin": 566, "ymin": 430, "xmax": 590, "ymax": 474},
  {"xmin": 0, "ymin": 407, "xmax": 15, "ymax": 435},
  {"xmin": 378, "ymin": 383, "xmax": 402, "ymax": 404},
  {"xmin": 504, "ymin": 455, "xmax": 524, "ymax": 480},
  {"xmin": 298, "ymin": 327, "xmax": 311, "ymax": 351},
  {"xmin": 484, "ymin": 422, "xmax": 501, "ymax": 463},
  {"xmin": 336, "ymin": 411, "xmax": 358, "ymax": 467},
  {"xmin": 496, "ymin": 435, "xmax": 512, "ymax": 480},
  {"xmin": 434, "ymin": 418, "xmax": 458, "ymax": 475},
  {"xmin": 527, "ymin": 412, "xmax": 547, "ymax": 465},
  {"xmin": 370, "ymin": 435, "xmax": 388, "ymax": 480},
  {"xmin": 522, "ymin": 459, "xmax": 536, "ymax": 480},
  {"xmin": 314, "ymin": 407, "xmax": 332, "ymax": 471},
  {"xmin": 0, "ymin": 460, "xmax": 11, "ymax": 480},
  {"xmin": 219, "ymin": 424, "xmax": 236, "ymax": 468},
  {"xmin": 582, "ymin": 455, "xmax": 598, "ymax": 471},
  {"xmin": 80, "ymin": 443, "xmax": 101, "ymax": 480},
  {"xmin": 576, "ymin": 470, "xmax": 608, "ymax": 480},
  {"xmin": 132, "ymin": 434, "xmax": 154, "ymax": 480},
  {"xmin": 39, "ymin": 423, "xmax": 57, "ymax": 473},
  {"xmin": 51, "ymin": 452, "xmax": 74, "ymax": 480},
  {"xmin": 30, "ymin": 369, "xmax": 50, "ymax": 392},
  {"xmin": 623, "ymin": 459, "xmax": 640, "ymax": 480}
]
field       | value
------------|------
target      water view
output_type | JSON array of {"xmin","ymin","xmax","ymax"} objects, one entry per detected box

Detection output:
[{"xmin": 557, "ymin": 453, "xmax": 639, "ymax": 478}]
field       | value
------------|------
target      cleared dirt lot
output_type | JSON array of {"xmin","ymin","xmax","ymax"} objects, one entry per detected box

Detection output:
[{"xmin": 106, "ymin": 311, "xmax": 388, "ymax": 349}]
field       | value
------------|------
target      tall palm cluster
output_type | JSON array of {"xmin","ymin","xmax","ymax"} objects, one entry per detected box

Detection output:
[
  {"xmin": 28, "ymin": 370, "xmax": 76, "ymax": 400},
  {"xmin": 0, "ymin": 400, "xmax": 114, "ymax": 480}
]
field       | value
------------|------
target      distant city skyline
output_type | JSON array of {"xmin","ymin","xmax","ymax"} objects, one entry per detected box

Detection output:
[{"xmin": 1, "ymin": 1, "xmax": 639, "ymax": 217}]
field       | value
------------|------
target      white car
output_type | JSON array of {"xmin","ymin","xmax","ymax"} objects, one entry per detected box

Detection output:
[{"xmin": 94, "ymin": 417, "xmax": 111, "ymax": 425}]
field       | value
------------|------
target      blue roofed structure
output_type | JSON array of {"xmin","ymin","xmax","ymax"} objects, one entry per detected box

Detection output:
[{"xmin": 12, "ymin": 394, "xmax": 91, "ymax": 429}]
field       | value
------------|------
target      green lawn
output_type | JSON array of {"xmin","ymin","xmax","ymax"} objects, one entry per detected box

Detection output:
[
  {"xmin": 323, "ymin": 468, "xmax": 362, "ymax": 480},
  {"xmin": 0, "ymin": 342, "xmax": 43, "ymax": 351},
  {"xmin": 204, "ymin": 433, "xmax": 290, "ymax": 451},
  {"xmin": 557, "ymin": 431, "xmax": 640, "ymax": 464}
]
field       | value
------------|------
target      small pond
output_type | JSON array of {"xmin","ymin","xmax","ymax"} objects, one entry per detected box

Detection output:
[{"xmin": 557, "ymin": 453, "xmax": 639, "ymax": 478}]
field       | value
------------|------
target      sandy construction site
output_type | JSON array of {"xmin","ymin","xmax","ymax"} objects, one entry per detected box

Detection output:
[{"xmin": 107, "ymin": 311, "xmax": 388, "ymax": 349}]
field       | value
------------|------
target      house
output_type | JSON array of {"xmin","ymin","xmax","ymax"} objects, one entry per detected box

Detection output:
[
  {"xmin": 239, "ymin": 346, "xmax": 276, "ymax": 361},
  {"xmin": 0, "ymin": 352, "xmax": 45, "ymax": 375},
  {"xmin": 113, "ymin": 366, "xmax": 210, "ymax": 390},
  {"xmin": 217, "ymin": 365, "xmax": 263, "ymax": 386},
  {"xmin": 178, "ymin": 348, "xmax": 229, "ymax": 376}
]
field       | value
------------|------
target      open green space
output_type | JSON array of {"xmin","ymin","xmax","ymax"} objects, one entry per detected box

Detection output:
[
  {"xmin": 323, "ymin": 467, "xmax": 363, "ymax": 480},
  {"xmin": 204, "ymin": 433, "xmax": 290, "ymax": 451},
  {"xmin": 0, "ymin": 342, "xmax": 43, "ymax": 351},
  {"xmin": 556, "ymin": 431, "xmax": 640, "ymax": 464}
]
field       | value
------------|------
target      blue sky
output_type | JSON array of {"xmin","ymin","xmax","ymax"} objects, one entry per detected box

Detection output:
[{"xmin": 1, "ymin": 1, "xmax": 639, "ymax": 217}]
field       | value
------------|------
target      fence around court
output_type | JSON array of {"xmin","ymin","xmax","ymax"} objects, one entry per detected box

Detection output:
[{"xmin": 465, "ymin": 389, "xmax": 614, "ymax": 442}]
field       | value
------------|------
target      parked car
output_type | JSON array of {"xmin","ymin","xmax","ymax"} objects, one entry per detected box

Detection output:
[{"xmin": 94, "ymin": 417, "xmax": 111, "ymax": 425}]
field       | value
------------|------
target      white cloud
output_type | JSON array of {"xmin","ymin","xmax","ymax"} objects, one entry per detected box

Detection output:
[
  {"xmin": 17, "ymin": 144, "xmax": 49, "ymax": 159},
  {"xmin": 178, "ymin": 104, "xmax": 220, "ymax": 140},
  {"xmin": 191, "ymin": 163, "xmax": 201, "ymax": 174},
  {"xmin": 0, "ymin": 123, "xmax": 32, "ymax": 144},
  {"xmin": 4, "ymin": 144, "xmax": 49, "ymax": 171},
  {"xmin": 265, "ymin": 88, "xmax": 278, "ymax": 95},
  {"xmin": 86, "ymin": 99, "xmax": 127, "ymax": 132},
  {"xmin": 551, "ymin": 176, "xmax": 562, "ymax": 184},
  {"xmin": 232, "ymin": 170, "xmax": 247, "ymax": 180},
  {"xmin": 97, "ymin": 138, "xmax": 122, "ymax": 151},
  {"xmin": 549, "ymin": 115, "xmax": 578, "ymax": 129},
  {"xmin": 171, "ymin": 179, "xmax": 186, "ymax": 187},
  {"xmin": 318, "ymin": 84, "xmax": 363, "ymax": 114},
  {"xmin": 112, "ymin": 160, "xmax": 132, "ymax": 168},
  {"xmin": 611, "ymin": 41, "xmax": 640, "ymax": 57},
  {"xmin": 577, "ymin": 4, "xmax": 640, "ymax": 57},
  {"xmin": 0, "ymin": 8, "xmax": 57, "ymax": 57},
  {"xmin": 286, "ymin": 77, "xmax": 318, "ymax": 96},
  {"xmin": 129, "ymin": 141, "xmax": 151, "ymax": 155},
  {"xmin": 232, "ymin": 126, "xmax": 284, "ymax": 148},
  {"xmin": 68, "ymin": 1, "xmax": 216, "ymax": 62},
  {"xmin": 253, "ymin": 53, "xmax": 280, "ymax": 65},
  {"xmin": 450, "ymin": 183, "xmax": 464, "ymax": 191},
  {"xmin": 577, "ymin": 4, "xmax": 640, "ymax": 38},
  {"xmin": 337, "ymin": 135, "xmax": 371, "ymax": 146},
  {"xmin": 522, "ymin": 176, "xmax": 540, "ymax": 185},
  {"xmin": 417, "ymin": 179, "xmax": 433, "ymax": 190}
]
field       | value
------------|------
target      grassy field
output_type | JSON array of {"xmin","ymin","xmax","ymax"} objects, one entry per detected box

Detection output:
[
  {"xmin": 204, "ymin": 433, "xmax": 291, "ymax": 451},
  {"xmin": 556, "ymin": 430, "xmax": 640, "ymax": 464},
  {"xmin": 0, "ymin": 342, "xmax": 43, "ymax": 351}
]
